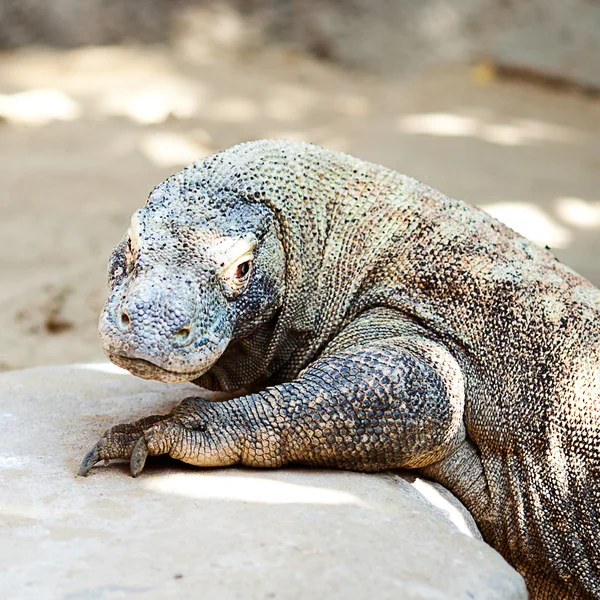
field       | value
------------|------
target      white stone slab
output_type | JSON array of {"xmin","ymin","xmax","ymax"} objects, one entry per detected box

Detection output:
[{"xmin": 0, "ymin": 364, "xmax": 527, "ymax": 600}]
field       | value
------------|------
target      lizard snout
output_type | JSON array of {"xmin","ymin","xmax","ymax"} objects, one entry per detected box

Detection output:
[
  {"xmin": 99, "ymin": 272, "xmax": 232, "ymax": 382},
  {"xmin": 116, "ymin": 303, "xmax": 194, "ymax": 347},
  {"xmin": 113, "ymin": 293, "xmax": 196, "ymax": 349}
]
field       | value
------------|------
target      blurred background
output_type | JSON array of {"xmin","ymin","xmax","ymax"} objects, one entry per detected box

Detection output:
[{"xmin": 0, "ymin": 0, "xmax": 598, "ymax": 371}]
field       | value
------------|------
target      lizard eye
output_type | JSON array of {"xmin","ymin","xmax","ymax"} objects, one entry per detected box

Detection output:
[
  {"xmin": 235, "ymin": 260, "xmax": 252, "ymax": 281},
  {"xmin": 218, "ymin": 237, "xmax": 256, "ymax": 298},
  {"xmin": 221, "ymin": 255, "xmax": 254, "ymax": 298}
]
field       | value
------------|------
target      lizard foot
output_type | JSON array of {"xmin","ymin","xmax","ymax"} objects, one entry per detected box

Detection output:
[
  {"xmin": 78, "ymin": 397, "xmax": 245, "ymax": 478},
  {"xmin": 78, "ymin": 414, "xmax": 168, "ymax": 477}
]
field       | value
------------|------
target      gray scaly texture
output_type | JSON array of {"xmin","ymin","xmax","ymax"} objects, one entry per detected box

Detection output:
[{"xmin": 80, "ymin": 139, "xmax": 600, "ymax": 599}]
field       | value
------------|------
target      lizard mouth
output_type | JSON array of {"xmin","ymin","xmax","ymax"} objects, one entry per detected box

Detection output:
[{"xmin": 106, "ymin": 352, "xmax": 206, "ymax": 383}]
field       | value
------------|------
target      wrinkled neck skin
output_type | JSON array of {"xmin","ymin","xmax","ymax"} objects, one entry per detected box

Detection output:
[
  {"xmin": 187, "ymin": 141, "xmax": 353, "ymax": 391},
  {"xmin": 155, "ymin": 140, "xmax": 416, "ymax": 392}
]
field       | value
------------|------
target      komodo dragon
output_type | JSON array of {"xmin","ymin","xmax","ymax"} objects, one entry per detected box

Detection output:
[{"xmin": 80, "ymin": 139, "xmax": 600, "ymax": 599}]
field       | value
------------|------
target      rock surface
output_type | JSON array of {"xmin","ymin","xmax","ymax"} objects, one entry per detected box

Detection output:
[{"xmin": 0, "ymin": 364, "xmax": 527, "ymax": 599}]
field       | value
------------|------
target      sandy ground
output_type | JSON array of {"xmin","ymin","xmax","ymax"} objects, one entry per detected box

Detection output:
[{"xmin": 0, "ymin": 46, "xmax": 598, "ymax": 371}]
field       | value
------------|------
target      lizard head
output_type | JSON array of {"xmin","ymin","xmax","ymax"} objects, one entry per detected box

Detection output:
[{"xmin": 98, "ymin": 177, "xmax": 285, "ymax": 384}]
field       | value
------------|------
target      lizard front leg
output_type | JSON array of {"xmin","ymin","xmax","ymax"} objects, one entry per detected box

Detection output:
[{"xmin": 80, "ymin": 314, "xmax": 467, "ymax": 476}]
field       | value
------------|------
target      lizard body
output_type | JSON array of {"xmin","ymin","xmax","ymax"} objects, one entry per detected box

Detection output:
[{"xmin": 81, "ymin": 140, "xmax": 600, "ymax": 599}]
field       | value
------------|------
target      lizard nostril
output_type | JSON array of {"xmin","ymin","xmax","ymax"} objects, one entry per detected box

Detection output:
[
  {"xmin": 173, "ymin": 325, "xmax": 192, "ymax": 344},
  {"xmin": 119, "ymin": 310, "xmax": 131, "ymax": 329}
]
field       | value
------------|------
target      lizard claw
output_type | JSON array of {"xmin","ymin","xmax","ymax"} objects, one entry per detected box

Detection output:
[
  {"xmin": 78, "ymin": 445, "xmax": 101, "ymax": 477},
  {"xmin": 130, "ymin": 437, "xmax": 149, "ymax": 478},
  {"xmin": 78, "ymin": 397, "xmax": 227, "ymax": 477}
]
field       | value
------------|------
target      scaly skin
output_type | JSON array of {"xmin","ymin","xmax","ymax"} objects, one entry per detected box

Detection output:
[{"xmin": 80, "ymin": 140, "xmax": 600, "ymax": 599}]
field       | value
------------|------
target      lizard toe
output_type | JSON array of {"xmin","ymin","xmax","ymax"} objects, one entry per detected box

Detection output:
[
  {"xmin": 78, "ymin": 420, "xmax": 160, "ymax": 476},
  {"xmin": 130, "ymin": 437, "xmax": 150, "ymax": 477},
  {"xmin": 78, "ymin": 445, "xmax": 101, "ymax": 477}
]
